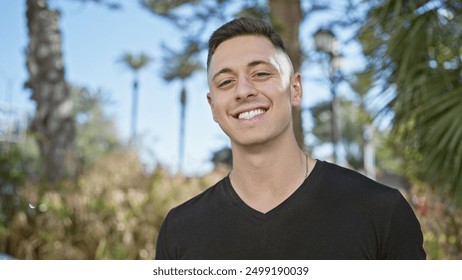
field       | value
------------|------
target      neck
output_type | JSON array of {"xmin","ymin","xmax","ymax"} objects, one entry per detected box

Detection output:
[
  {"xmin": 229, "ymin": 134, "xmax": 310, "ymax": 213},
  {"xmin": 231, "ymin": 140, "xmax": 304, "ymax": 180}
]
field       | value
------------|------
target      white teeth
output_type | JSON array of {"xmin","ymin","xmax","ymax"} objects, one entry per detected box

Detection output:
[{"xmin": 238, "ymin": 109, "xmax": 265, "ymax": 120}]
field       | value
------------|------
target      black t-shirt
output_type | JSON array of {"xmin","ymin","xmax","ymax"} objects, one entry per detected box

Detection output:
[{"xmin": 155, "ymin": 161, "xmax": 426, "ymax": 259}]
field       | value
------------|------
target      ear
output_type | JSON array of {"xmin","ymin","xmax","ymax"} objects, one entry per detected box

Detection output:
[
  {"xmin": 291, "ymin": 73, "xmax": 303, "ymax": 108},
  {"xmin": 207, "ymin": 92, "xmax": 218, "ymax": 122}
]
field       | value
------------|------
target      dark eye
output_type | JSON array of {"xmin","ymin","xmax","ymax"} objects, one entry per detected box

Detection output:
[
  {"xmin": 217, "ymin": 79, "xmax": 232, "ymax": 88},
  {"xmin": 254, "ymin": 72, "xmax": 271, "ymax": 79}
]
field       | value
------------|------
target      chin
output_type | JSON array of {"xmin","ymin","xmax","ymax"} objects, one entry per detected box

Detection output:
[{"xmin": 231, "ymin": 135, "xmax": 274, "ymax": 148}]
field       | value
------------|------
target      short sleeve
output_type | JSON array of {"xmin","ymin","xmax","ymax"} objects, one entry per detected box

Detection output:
[
  {"xmin": 382, "ymin": 190, "xmax": 426, "ymax": 259},
  {"xmin": 155, "ymin": 211, "xmax": 173, "ymax": 260}
]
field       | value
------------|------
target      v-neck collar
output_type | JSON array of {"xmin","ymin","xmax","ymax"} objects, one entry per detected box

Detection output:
[{"xmin": 223, "ymin": 160, "xmax": 322, "ymax": 221}]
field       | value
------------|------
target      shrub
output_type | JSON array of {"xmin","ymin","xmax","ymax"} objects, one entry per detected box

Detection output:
[{"xmin": 0, "ymin": 150, "xmax": 225, "ymax": 259}]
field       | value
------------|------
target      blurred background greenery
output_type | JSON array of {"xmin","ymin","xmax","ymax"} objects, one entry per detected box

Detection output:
[{"xmin": 1, "ymin": 0, "xmax": 461, "ymax": 259}]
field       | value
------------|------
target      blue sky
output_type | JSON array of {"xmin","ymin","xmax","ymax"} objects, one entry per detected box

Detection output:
[{"xmin": 0, "ymin": 0, "xmax": 366, "ymax": 175}]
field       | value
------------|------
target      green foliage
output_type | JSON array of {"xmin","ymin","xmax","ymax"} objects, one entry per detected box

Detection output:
[
  {"xmin": 161, "ymin": 44, "xmax": 203, "ymax": 82},
  {"xmin": 0, "ymin": 144, "xmax": 27, "ymax": 188},
  {"xmin": 0, "ymin": 144, "xmax": 25, "ymax": 227},
  {"xmin": 310, "ymin": 97, "xmax": 370, "ymax": 170},
  {"xmin": 1, "ymin": 85, "xmax": 120, "ymax": 237},
  {"xmin": 118, "ymin": 52, "xmax": 152, "ymax": 73},
  {"xmin": 412, "ymin": 187, "xmax": 462, "ymax": 259},
  {"xmin": 0, "ymin": 150, "xmax": 221, "ymax": 259},
  {"xmin": 140, "ymin": 0, "xmax": 199, "ymax": 16},
  {"xmin": 72, "ymin": 86, "xmax": 120, "ymax": 172},
  {"xmin": 0, "ymin": 138, "xmax": 40, "ymax": 226},
  {"xmin": 360, "ymin": 0, "xmax": 462, "ymax": 204},
  {"xmin": 373, "ymin": 131, "xmax": 407, "ymax": 174}
]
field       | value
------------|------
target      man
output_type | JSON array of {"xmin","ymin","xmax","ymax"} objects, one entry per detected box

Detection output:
[{"xmin": 155, "ymin": 17, "xmax": 426, "ymax": 260}]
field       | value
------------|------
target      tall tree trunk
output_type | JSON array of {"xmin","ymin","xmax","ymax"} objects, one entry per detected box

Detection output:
[
  {"xmin": 26, "ymin": 0, "xmax": 76, "ymax": 182},
  {"xmin": 178, "ymin": 84, "xmax": 187, "ymax": 173},
  {"xmin": 268, "ymin": 0, "xmax": 304, "ymax": 149},
  {"xmin": 130, "ymin": 75, "xmax": 139, "ymax": 143}
]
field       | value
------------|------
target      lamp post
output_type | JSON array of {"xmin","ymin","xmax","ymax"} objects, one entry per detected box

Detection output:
[{"xmin": 314, "ymin": 28, "xmax": 342, "ymax": 164}]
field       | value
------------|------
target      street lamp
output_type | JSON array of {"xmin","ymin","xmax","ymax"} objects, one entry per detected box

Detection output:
[
  {"xmin": 314, "ymin": 29, "xmax": 337, "ymax": 56},
  {"xmin": 314, "ymin": 28, "xmax": 342, "ymax": 164}
]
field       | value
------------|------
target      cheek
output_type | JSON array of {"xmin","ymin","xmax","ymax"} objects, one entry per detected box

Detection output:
[
  {"xmin": 211, "ymin": 108, "xmax": 218, "ymax": 122},
  {"xmin": 210, "ymin": 105, "xmax": 220, "ymax": 123},
  {"xmin": 210, "ymin": 99, "xmax": 227, "ymax": 122},
  {"xmin": 259, "ymin": 79, "xmax": 289, "ymax": 97}
]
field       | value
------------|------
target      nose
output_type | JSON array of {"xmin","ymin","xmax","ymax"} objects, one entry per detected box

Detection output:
[{"xmin": 235, "ymin": 76, "xmax": 257, "ymax": 101}]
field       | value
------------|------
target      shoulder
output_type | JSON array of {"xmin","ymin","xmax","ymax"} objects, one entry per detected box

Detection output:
[
  {"xmin": 316, "ymin": 160, "xmax": 397, "ymax": 194},
  {"xmin": 312, "ymin": 161, "xmax": 407, "ymax": 211},
  {"xmin": 164, "ymin": 176, "xmax": 228, "ymax": 224},
  {"xmin": 156, "ymin": 177, "xmax": 228, "ymax": 260}
]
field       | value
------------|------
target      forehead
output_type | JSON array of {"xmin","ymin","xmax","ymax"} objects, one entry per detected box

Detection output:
[
  {"xmin": 208, "ymin": 35, "xmax": 283, "ymax": 77},
  {"xmin": 213, "ymin": 34, "xmax": 276, "ymax": 56}
]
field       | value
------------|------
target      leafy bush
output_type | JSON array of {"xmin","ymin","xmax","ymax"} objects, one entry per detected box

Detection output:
[
  {"xmin": 0, "ymin": 138, "xmax": 40, "ymax": 227},
  {"xmin": 411, "ymin": 186, "xmax": 462, "ymax": 260},
  {"xmin": 0, "ymin": 150, "xmax": 225, "ymax": 259}
]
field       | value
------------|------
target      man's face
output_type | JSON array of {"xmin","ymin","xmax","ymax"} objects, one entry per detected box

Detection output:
[{"xmin": 207, "ymin": 35, "xmax": 302, "ymax": 148}]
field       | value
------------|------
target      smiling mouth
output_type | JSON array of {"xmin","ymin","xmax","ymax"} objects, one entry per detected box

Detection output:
[{"xmin": 237, "ymin": 108, "xmax": 266, "ymax": 120}]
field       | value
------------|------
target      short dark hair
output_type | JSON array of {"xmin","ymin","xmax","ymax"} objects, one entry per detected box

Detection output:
[{"xmin": 207, "ymin": 17, "xmax": 288, "ymax": 69}]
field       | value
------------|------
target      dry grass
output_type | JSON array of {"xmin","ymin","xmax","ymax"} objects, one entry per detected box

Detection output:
[{"xmin": 0, "ymin": 150, "xmax": 226, "ymax": 259}]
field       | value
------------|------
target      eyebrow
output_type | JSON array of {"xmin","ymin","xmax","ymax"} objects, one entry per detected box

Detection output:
[
  {"xmin": 211, "ymin": 68, "xmax": 233, "ymax": 82},
  {"xmin": 211, "ymin": 60, "xmax": 274, "ymax": 82},
  {"xmin": 248, "ymin": 59, "xmax": 272, "ymax": 69}
]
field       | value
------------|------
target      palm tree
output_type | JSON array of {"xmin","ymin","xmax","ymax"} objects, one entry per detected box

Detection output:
[
  {"xmin": 162, "ymin": 45, "xmax": 202, "ymax": 173},
  {"xmin": 360, "ymin": 0, "xmax": 462, "ymax": 203},
  {"xmin": 118, "ymin": 52, "xmax": 151, "ymax": 143},
  {"xmin": 26, "ymin": 0, "xmax": 76, "ymax": 182}
]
